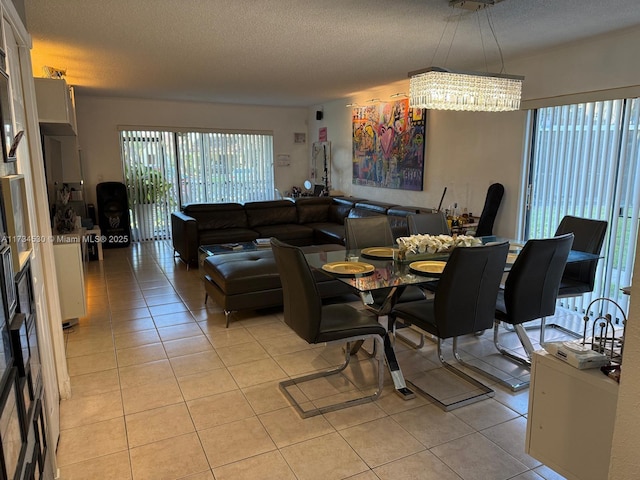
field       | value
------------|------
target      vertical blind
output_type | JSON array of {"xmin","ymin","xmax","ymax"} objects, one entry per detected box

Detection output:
[
  {"xmin": 177, "ymin": 132, "xmax": 274, "ymax": 204},
  {"xmin": 120, "ymin": 131, "xmax": 178, "ymax": 241},
  {"xmin": 527, "ymin": 98, "xmax": 640, "ymax": 321},
  {"xmin": 120, "ymin": 129, "xmax": 275, "ymax": 241}
]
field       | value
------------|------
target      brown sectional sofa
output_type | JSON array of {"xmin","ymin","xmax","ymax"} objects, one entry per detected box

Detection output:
[
  {"xmin": 171, "ymin": 196, "xmax": 432, "ymax": 325},
  {"xmin": 171, "ymin": 196, "xmax": 429, "ymax": 265}
]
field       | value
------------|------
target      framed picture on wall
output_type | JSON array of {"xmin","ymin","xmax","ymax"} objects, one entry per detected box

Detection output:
[
  {"xmin": 26, "ymin": 320, "xmax": 39, "ymax": 394},
  {"xmin": 0, "ymin": 325, "xmax": 9, "ymax": 391},
  {"xmin": 15, "ymin": 262, "xmax": 33, "ymax": 319},
  {"xmin": 0, "ymin": 245, "xmax": 15, "ymax": 325},
  {"xmin": 0, "ymin": 368, "xmax": 27, "ymax": 480},
  {"xmin": 33, "ymin": 399, "xmax": 45, "ymax": 478},
  {"xmin": 0, "ymin": 71, "xmax": 14, "ymax": 164},
  {"xmin": 9, "ymin": 314, "xmax": 28, "ymax": 378},
  {"xmin": 0, "ymin": 177, "xmax": 6, "ymax": 247},
  {"xmin": 0, "ymin": 175, "xmax": 32, "ymax": 272}
]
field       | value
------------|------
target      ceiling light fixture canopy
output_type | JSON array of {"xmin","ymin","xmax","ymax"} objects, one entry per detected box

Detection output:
[{"xmin": 408, "ymin": 0, "xmax": 524, "ymax": 112}]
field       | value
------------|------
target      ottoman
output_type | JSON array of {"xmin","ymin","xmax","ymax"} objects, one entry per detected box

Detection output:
[{"xmin": 202, "ymin": 245, "xmax": 355, "ymax": 326}]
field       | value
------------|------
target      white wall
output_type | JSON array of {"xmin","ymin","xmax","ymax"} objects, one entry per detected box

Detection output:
[
  {"xmin": 311, "ymin": 97, "xmax": 526, "ymax": 238},
  {"xmin": 74, "ymin": 96, "xmax": 309, "ymax": 205}
]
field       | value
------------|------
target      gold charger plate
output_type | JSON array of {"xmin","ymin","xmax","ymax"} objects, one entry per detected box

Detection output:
[
  {"xmin": 361, "ymin": 247, "xmax": 396, "ymax": 259},
  {"xmin": 409, "ymin": 260, "xmax": 446, "ymax": 276},
  {"xmin": 322, "ymin": 261, "xmax": 375, "ymax": 276}
]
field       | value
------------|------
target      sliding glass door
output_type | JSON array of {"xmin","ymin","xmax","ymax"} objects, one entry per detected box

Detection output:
[
  {"xmin": 526, "ymin": 98, "xmax": 640, "ymax": 321},
  {"xmin": 120, "ymin": 129, "xmax": 274, "ymax": 241}
]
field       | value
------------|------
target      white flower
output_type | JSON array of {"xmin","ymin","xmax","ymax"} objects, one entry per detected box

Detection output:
[{"xmin": 396, "ymin": 234, "xmax": 481, "ymax": 255}]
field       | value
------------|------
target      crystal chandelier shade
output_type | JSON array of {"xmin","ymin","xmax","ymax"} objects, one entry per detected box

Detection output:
[{"xmin": 409, "ymin": 67, "xmax": 524, "ymax": 112}]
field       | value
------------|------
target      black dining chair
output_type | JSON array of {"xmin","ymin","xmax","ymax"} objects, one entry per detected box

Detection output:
[
  {"xmin": 407, "ymin": 212, "xmax": 450, "ymax": 236},
  {"xmin": 270, "ymin": 238, "xmax": 388, "ymax": 418},
  {"xmin": 344, "ymin": 215, "xmax": 395, "ymax": 250},
  {"xmin": 344, "ymin": 216, "xmax": 426, "ymax": 308},
  {"xmin": 540, "ymin": 216, "xmax": 607, "ymax": 342},
  {"xmin": 474, "ymin": 183, "xmax": 504, "ymax": 237},
  {"xmin": 472, "ymin": 233, "xmax": 573, "ymax": 391},
  {"xmin": 388, "ymin": 241, "xmax": 509, "ymax": 410}
]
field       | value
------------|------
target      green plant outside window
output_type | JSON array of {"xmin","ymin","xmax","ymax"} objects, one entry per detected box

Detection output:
[{"xmin": 125, "ymin": 165, "xmax": 173, "ymax": 206}]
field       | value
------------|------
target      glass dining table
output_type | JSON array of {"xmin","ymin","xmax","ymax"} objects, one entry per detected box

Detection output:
[
  {"xmin": 304, "ymin": 246, "xmax": 450, "ymax": 400},
  {"xmin": 304, "ymin": 238, "xmax": 601, "ymax": 400}
]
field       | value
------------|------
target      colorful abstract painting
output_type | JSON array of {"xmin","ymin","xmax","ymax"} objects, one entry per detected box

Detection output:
[{"xmin": 352, "ymin": 99, "xmax": 425, "ymax": 191}]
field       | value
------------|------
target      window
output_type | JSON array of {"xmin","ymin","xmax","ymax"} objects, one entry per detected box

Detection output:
[
  {"xmin": 526, "ymin": 98, "xmax": 640, "ymax": 321},
  {"xmin": 120, "ymin": 129, "xmax": 274, "ymax": 241},
  {"xmin": 177, "ymin": 131, "xmax": 274, "ymax": 204}
]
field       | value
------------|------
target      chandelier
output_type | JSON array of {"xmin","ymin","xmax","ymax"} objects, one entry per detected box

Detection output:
[
  {"xmin": 408, "ymin": 0, "xmax": 524, "ymax": 112},
  {"xmin": 409, "ymin": 67, "xmax": 523, "ymax": 112}
]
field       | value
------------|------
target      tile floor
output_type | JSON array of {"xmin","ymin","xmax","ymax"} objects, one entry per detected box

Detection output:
[{"xmin": 56, "ymin": 241, "xmax": 573, "ymax": 480}]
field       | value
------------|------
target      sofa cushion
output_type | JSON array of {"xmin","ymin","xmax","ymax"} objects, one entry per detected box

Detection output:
[
  {"xmin": 350, "ymin": 200, "xmax": 398, "ymax": 217},
  {"xmin": 295, "ymin": 197, "xmax": 332, "ymax": 223},
  {"xmin": 386, "ymin": 206, "xmax": 422, "ymax": 239},
  {"xmin": 329, "ymin": 197, "xmax": 364, "ymax": 224},
  {"xmin": 183, "ymin": 203, "xmax": 249, "ymax": 230},
  {"xmin": 245, "ymin": 200, "xmax": 297, "ymax": 227},
  {"xmin": 308, "ymin": 223, "xmax": 345, "ymax": 245},
  {"xmin": 386, "ymin": 206, "xmax": 425, "ymax": 216},
  {"xmin": 251, "ymin": 224, "xmax": 314, "ymax": 245},
  {"xmin": 199, "ymin": 228, "xmax": 258, "ymax": 245}
]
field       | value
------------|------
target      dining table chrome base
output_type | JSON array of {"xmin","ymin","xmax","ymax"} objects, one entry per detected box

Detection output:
[
  {"xmin": 354, "ymin": 287, "xmax": 417, "ymax": 400},
  {"xmin": 344, "ymin": 330, "xmax": 416, "ymax": 400},
  {"xmin": 384, "ymin": 334, "xmax": 416, "ymax": 399}
]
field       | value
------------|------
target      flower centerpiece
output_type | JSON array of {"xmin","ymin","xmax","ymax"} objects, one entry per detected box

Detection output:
[{"xmin": 395, "ymin": 234, "xmax": 481, "ymax": 261}]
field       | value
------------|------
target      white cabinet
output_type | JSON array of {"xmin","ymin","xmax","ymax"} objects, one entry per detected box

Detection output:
[
  {"xmin": 34, "ymin": 77, "xmax": 77, "ymax": 135},
  {"xmin": 53, "ymin": 242, "xmax": 86, "ymax": 321},
  {"xmin": 526, "ymin": 350, "xmax": 618, "ymax": 480}
]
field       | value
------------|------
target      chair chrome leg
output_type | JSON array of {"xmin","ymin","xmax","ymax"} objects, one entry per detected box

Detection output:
[
  {"xmin": 279, "ymin": 335, "xmax": 385, "ymax": 418},
  {"xmin": 224, "ymin": 310, "xmax": 233, "ymax": 328},
  {"xmin": 456, "ymin": 327, "xmax": 530, "ymax": 392},
  {"xmin": 395, "ymin": 323, "xmax": 426, "ymax": 349},
  {"xmin": 390, "ymin": 317, "xmax": 429, "ymax": 350},
  {"xmin": 406, "ymin": 338, "xmax": 494, "ymax": 411},
  {"xmin": 353, "ymin": 337, "xmax": 377, "ymax": 358},
  {"xmin": 539, "ymin": 316, "xmax": 581, "ymax": 345},
  {"xmin": 513, "ymin": 324, "xmax": 535, "ymax": 359},
  {"xmin": 493, "ymin": 321, "xmax": 531, "ymax": 368}
]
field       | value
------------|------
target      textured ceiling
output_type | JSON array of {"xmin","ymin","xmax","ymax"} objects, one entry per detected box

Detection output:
[{"xmin": 24, "ymin": 0, "xmax": 640, "ymax": 107}]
